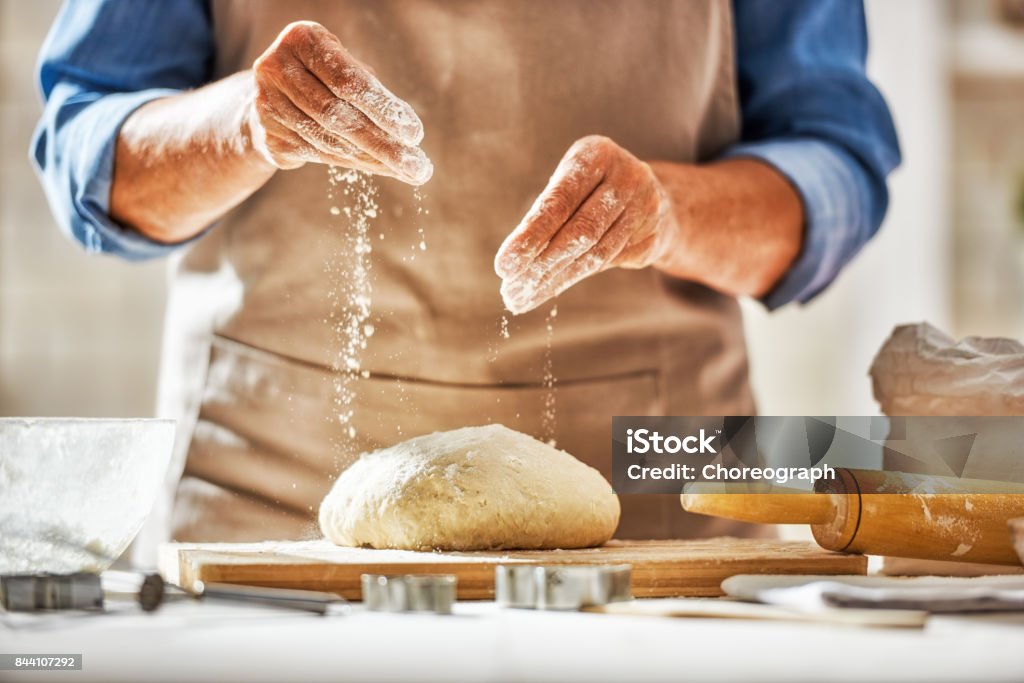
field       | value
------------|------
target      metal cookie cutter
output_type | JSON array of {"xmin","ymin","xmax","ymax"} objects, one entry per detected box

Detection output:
[
  {"xmin": 495, "ymin": 564, "xmax": 632, "ymax": 610},
  {"xmin": 361, "ymin": 574, "xmax": 457, "ymax": 614}
]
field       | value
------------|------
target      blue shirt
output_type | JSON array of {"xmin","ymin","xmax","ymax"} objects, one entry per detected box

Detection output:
[{"xmin": 31, "ymin": 0, "xmax": 900, "ymax": 309}]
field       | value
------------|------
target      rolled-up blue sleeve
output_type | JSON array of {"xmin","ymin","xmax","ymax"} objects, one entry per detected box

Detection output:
[
  {"xmin": 31, "ymin": 0, "xmax": 214, "ymax": 260},
  {"xmin": 724, "ymin": 0, "xmax": 901, "ymax": 308}
]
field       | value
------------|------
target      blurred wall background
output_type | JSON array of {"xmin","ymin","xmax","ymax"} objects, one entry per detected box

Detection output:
[
  {"xmin": 744, "ymin": 0, "xmax": 1024, "ymax": 414},
  {"xmin": 1, "ymin": 0, "xmax": 1022, "ymax": 419},
  {"xmin": 0, "ymin": 0, "xmax": 165, "ymax": 417}
]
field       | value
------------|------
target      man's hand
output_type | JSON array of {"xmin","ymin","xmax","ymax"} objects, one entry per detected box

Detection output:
[
  {"xmin": 494, "ymin": 136, "xmax": 804, "ymax": 315},
  {"xmin": 112, "ymin": 20, "xmax": 434, "ymax": 243},
  {"xmin": 248, "ymin": 21, "xmax": 432, "ymax": 184},
  {"xmin": 495, "ymin": 136, "xmax": 676, "ymax": 315}
]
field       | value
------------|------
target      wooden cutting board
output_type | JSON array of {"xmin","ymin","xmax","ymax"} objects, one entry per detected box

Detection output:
[{"xmin": 159, "ymin": 538, "xmax": 866, "ymax": 599}]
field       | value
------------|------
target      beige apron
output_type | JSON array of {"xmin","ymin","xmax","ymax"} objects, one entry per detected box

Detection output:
[{"xmin": 142, "ymin": 0, "xmax": 763, "ymax": 558}]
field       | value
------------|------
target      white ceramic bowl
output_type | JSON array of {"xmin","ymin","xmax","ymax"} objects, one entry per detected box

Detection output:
[{"xmin": 0, "ymin": 418, "xmax": 176, "ymax": 573}]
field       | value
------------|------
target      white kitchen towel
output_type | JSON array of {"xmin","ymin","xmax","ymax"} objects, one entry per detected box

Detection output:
[{"xmin": 722, "ymin": 574, "xmax": 1024, "ymax": 613}]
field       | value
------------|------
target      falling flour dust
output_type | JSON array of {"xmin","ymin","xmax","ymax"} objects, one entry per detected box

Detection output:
[
  {"xmin": 392, "ymin": 185, "xmax": 429, "ymax": 434},
  {"xmin": 325, "ymin": 167, "xmax": 377, "ymax": 465},
  {"xmin": 324, "ymin": 169, "xmax": 431, "ymax": 455},
  {"xmin": 413, "ymin": 186, "xmax": 428, "ymax": 254},
  {"xmin": 489, "ymin": 301, "xmax": 558, "ymax": 447},
  {"xmin": 323, "ymin": 166, "xmax": 556, "ymax": 452},
  {"xmin": 542, "ymin": 303, "xmax": 558, "ymax": 446}
]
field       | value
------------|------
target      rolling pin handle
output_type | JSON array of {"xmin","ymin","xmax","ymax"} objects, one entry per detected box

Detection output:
[{"xmin": 680, "ymin": 483, "xmax": 837, "ymax": 525}]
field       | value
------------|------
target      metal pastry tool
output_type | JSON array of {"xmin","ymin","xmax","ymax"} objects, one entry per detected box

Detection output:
[
  {"xmin": 1, "ymin": 573, "xmax": 104, "ymax": 612},
  {"xmin": 495, "ymin": 564, "xmax": 632, "ymax": 610},
  {"xmin": 105, "ymin": 571, "xmax": 181, "ymax": 611},
  {"xmin": 360, "ymin": 574, "xmax": 457, "ymax": 614},
  {"xmin": 0, "ymin": 571, "xmax": 346, "ymax": 615},
  {"xmin": 0, "ymin": 572, "xmax": 172, "ymax": 612},
  {"xmin": 192, "ymin": 580, "xmax": 346, "ymax": 615},
  {"xmin": 134, "ymin": 571, "xmax": 347, "ymax": 614}
]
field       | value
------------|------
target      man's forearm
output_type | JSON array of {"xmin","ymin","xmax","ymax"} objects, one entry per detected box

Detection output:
[
  {"xmin": 649, "ymin": 158, "xmax": 804, "ymax": 299},
  {"xmin": 110, "ymin": 71, "xmax": 276, "ymax": 244}
]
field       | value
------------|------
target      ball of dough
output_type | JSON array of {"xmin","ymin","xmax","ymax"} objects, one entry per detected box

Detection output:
[{"xmin": 319, "ymin": 424, "xmax": 620, "ymax": 551}]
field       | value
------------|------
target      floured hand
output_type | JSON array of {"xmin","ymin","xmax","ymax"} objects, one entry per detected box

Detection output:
[
  {"xmin": 247, "ymin": 21, "xmax": 432, "ymax": 184},
  {"xmin": 494, "ymin": 136, "xmax": 676, "ymax": 315}
]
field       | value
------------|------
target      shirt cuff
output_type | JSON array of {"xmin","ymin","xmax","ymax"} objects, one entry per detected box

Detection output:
[
  {"xmin": 721, "ymin": 138, "xmax": 872, "ymax": 310},
  {"xmin": 70, "ymin": 88, "xmax": 201, "ymax": 260}
]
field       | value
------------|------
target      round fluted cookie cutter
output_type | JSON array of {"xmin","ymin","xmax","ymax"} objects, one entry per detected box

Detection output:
[
  {"xmin": 360, "ymin": 574, "xmax": 457, "ymax": 614},
  {"xmin": 495, "ymin": 564, "xmax": 632, "ymax": 610}
]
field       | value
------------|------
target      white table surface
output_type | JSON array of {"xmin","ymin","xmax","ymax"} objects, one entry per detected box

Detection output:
[{"xmin": 3, "ymin": 598, "xmax": 1024, "ymax": 683}]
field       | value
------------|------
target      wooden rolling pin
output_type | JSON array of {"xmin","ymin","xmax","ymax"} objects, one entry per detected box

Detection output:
[{"xmin": 681, "ymin": 468, "xmax": 1024, "ymax": 565}]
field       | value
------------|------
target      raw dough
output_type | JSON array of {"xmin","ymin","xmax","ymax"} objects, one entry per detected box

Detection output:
[{"xmin": 318, "ymin": 424, "xmax": 620, "ymax": 551}]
